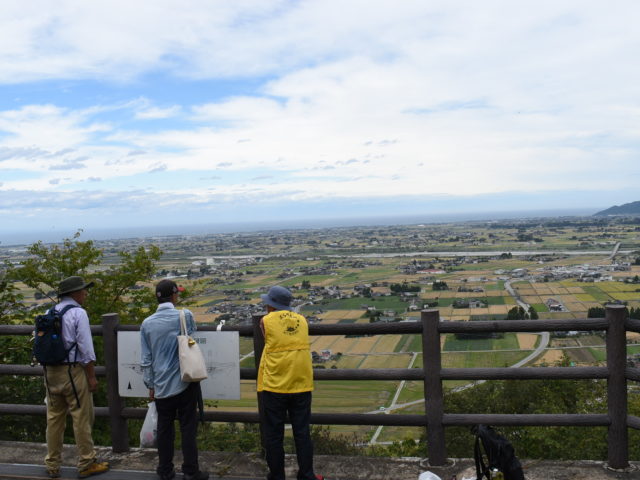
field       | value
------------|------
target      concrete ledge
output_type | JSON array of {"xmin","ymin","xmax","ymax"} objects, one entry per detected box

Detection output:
[{"xmin": 1, "ymin": 441, "xmax": 640, "ymax": 479}]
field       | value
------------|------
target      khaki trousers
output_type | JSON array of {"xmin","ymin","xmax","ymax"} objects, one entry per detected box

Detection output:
[{"xmin": 44, "ymin": 364, "xmax": 96, "ymax": 471}]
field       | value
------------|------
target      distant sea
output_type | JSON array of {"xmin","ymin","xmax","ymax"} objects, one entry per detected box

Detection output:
[{"xmin": 1, "ymin": 208, "xmax": 599, "ymax": 247}]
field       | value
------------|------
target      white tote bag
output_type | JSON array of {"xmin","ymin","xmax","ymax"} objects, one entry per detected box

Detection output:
[{"xmin": 177, "ymin": 309, "xmax": 208, "ymax": 382}]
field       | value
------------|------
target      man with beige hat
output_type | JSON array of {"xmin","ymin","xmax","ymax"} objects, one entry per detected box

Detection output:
[{"xmin": 42, "ymin": 276, "xmax": 109, "ymax": 479}]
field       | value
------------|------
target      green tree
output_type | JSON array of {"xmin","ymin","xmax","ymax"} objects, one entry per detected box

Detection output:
[
  {"xmin": 390, "ymin": 282, "xmax": 420, "ymax": 293},
  {"xmin": 444, "ymin": 355, "xmax": 610, "ymax": 460},
  {"xmin": 13, "ymin": 231, "xmax": 162, "ymax": 324},
  {"xmin": 507, "ymin": 306, "xmax": 528, "ymax": 320},
  {"xmin": 0, "ymin": 273, "xmax": 26, "ymax": 325},
  {"xmin": 0, "ymin": 272, "xmax": 36, "ymax": 440},
  {"xmin": 432, "ymin": 281, "xmax": 449, "ymax": 291},
  {"xmin": 528, "ymin": 305, "xmax": 539, "ymax": 320},
  {"xmin": 587, "ymin": 307, "xmax": 606, "ymax": 318},
  {"xmin": 363, "ymin": 309, "xmax": 381, "ymax": 322}
]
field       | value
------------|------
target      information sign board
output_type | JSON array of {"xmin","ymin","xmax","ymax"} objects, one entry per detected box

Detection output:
[{"xmin": 117, "ymin": 331, "xmax": 240, "ymax": 400}]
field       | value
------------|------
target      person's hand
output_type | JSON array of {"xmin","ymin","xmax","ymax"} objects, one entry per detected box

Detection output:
[
  {"xmin": 87, "ymin": 376, "xmax": 98, "ymax": 392},
  {"xmin": 149, "ymin": 389, "xmax": 155, "ymax": 401}
]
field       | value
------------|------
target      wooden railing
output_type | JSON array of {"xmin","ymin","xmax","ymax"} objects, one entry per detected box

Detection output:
[{"xmin": 0, "ymin": 305, "xmax": 636, "ymax": 469}]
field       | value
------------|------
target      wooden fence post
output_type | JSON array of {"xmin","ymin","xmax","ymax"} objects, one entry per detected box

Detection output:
[
  {"xmin": 422, "ymin": 309, "xmax": 446, "ymax": 465},
  {"xmin": 252, "ymin": 314, "xmax": 266, "ymax": 453},
  {"xmin": 606, "ymin": 304, "xmax": 628, "ymax": 469},
  {"xmin": 102, "ymin": 313, "xmax": 129, "ymax": 452}
]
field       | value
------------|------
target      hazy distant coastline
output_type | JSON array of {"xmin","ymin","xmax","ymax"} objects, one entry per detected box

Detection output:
[{"xmin": 1, "ymin": 208, "xmax": 599, "ymax": 247}]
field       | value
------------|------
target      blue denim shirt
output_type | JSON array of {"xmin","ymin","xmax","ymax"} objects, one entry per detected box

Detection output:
[{"xmin": 140, "ymin": 303, "xmax": 196, "ymax": 399}]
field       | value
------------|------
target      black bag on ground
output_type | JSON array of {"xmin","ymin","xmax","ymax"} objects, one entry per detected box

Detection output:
[
  {"xmin": 33, "ymin": 304, "xmax": 78, "ymax": 365},
  {"xmin": 472, "ymin": 424, "xmax": 525, "ymax": 480}
]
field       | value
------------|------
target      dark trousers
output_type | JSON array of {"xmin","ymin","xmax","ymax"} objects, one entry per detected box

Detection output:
[
  {"xmin": 261, "ymin": 390, "xmax": 315, "ymax": 480},
  {"xmin": 155, "ymin": 382, "xmax": 200, "ymax": 476}
]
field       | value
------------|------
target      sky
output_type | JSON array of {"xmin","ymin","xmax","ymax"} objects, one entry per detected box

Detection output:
[{"xmin": 1, "ymin": 1, "xmax": 639, "ymax": 244}]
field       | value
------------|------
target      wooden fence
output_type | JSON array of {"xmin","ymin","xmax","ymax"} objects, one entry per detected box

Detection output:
[{"xmin": 0, "ymin": 305, "xmax": 637, "ymax": 469}]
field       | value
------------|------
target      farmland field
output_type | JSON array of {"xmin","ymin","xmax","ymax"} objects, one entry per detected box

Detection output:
[
  {"xmin": 348, "ymin": 335, "xmax": 383, "ymax": 354},
  {"xmin": 442, "ymin": 350, "xmax": 528, "ymax": 368},
  {"xmin": 359, "ymin": 354, "xmax": 413, "ymax": 369},
  {"xmin": 5, "ymin": 216, "xmax": 640, "ymax": 445},
  {"xmin": 444, "ymin": 333, "xmax": 520, "ymax": 352},
  {"xmin": 376, "ymin": 334, "xmax": 404, "ymax": 353}
]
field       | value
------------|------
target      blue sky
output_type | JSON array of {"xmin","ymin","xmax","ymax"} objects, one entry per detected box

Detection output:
[{"xmin": 1, "ymin": 1, "xmax": 639, "ymax": 243}]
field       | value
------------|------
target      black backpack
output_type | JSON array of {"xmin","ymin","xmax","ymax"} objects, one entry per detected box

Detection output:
[
  {"xmin": 472, "ymin": 424, "xmax": 525, "ymax": 480},
  {"xmin": 33, "ymin": 304, "xmax": 78, "ymax": 365}
]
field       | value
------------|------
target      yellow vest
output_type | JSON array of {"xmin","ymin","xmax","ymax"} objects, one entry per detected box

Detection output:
[{"xmin": 257, "ymin": 310, "xmax": 314, "ymax": 393}]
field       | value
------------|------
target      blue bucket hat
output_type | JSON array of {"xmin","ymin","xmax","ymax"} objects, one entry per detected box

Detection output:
[{"xmin": 260, "ymin": 286, "xmax": 293, "ymax": 310}]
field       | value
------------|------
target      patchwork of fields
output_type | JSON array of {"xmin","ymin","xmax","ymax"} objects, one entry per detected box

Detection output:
[
  {"xmin": 214, "ymin": 266, "xmax": 640, "ymax": 442},
  {"xmin": 5, "ymin": 213, "xmax": 640, "ymax": 450},
  {"xmin": 220, "ymin": 327, "xmax": 556, "ymax": 442},
  {"xmin": 515, "ymin": 280, "xmax": 640, "ymax": 317}
]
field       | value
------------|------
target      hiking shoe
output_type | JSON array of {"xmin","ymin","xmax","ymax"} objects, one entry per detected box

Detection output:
[
  {"xmin": 77, "ymin": 460, "xmax": 110, "ymax": 478},
  {"xmin": 47, "ymin": 468, "xmax": 60, "ymax": 478},
  {"xmin": 183, "ymin": 471, "xmax": 209, "ymax": 480}
]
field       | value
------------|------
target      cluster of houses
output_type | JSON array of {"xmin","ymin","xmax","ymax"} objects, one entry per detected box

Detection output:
[
  {"xmin": 452, "ymin": 299, "xmax": 488, "ymax": 309},
  {"xmin": 493, "ymin": 262, "xmax": 632, "ymax": 283},
  {"xmin": 204, "ymin": 301, "xmax": 264, "ymax": 323},
  {"xmin": 457, "ymin": 286, "xmax": 485, "ymax": 293},
  {"xmin": 545, "ymin": 298, "xmax": 565, "ymax": 312},
  {"xmin": 311, "ymin": 349, "xmax": 342, "ymax": 363},
  {"xmin": 626, "ymin": 353, "xmax": 640, "ymax": 368},
  {"xmin": 400, "ymin": 260, "xmax": 446, "ymax": 275}
]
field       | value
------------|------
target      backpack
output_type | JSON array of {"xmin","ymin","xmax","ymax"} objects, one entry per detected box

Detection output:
[
  {"xmin": 33, "ymin": 304, "xmax": 79, "ymax": 365},
  {"xmin": 472, "ymin": 424, "xmax": 525, "ymax": 480}
]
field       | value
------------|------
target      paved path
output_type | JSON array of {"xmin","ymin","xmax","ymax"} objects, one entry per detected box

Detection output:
[
  {"xmin": 345, "ymin": 249, "xmax": 633, "ymax": 258},
  {"xmin": 3, "ymin": 450, "xmax": 640, "ymax": 480},
  {"xmin": 610, "ymin": 242, "xmax": 622, "ymax": 260},
  {"xmin": 368, "ymin": 352, "xmax": 419, "ymax": 444},
  {"xmin": 0, "ymin": 463, "xmax": 263, "ymax": 480},
  {"xmin": 504, "ymin": 279, "xmax": 529, "ymax": 310}
]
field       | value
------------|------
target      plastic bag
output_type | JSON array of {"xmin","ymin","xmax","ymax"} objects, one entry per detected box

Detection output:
[
  {"xmin": 418, "ymin": 472, "xmax": 442, "ymax": 480},
  {"xmin": 140, "ymin": 401, "xmax": 158, "ymax": 448}
]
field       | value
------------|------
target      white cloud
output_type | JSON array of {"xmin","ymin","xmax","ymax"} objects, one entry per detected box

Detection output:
[
  {"xmin": 0, "ymin": 105, "xmax": 99, "ymax": 149},
  {"xmin": 0, "ymin": 146, "xmax": 49, "ymax": 161},
  {"xmin": 135, "ymin": 105, "xmax": 182, "ymax": 120},
  {"xmin": 1, "ymin": 1, "xmax": 639, "ymax": 231},
  {"xmin": 0, "ymin": 1, "xmax": 633, "ymax": 84},
  {"xmin": 49, "ymin": 159, "xmax": 87, "ymax": 170},
  {"xmin": 127, "ymin": 97, "xmax": 182, "ymax": 120},
  {"xmin": 148, "ymin": 163, "xmax": 167, "ymax": 173}
]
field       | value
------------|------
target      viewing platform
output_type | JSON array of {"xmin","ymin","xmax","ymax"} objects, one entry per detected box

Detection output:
[
  {"xmin": 0, "ymin": 441, "xmax": 639, "ymax": 480},
  {"xmin": 4, "ymin": 307, "xmax": 640, "ymax": 479}
]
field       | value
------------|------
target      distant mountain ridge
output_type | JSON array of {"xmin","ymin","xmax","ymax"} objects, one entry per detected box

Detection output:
[{"xmin": 594, "ymin": 200, "xmax": 640, "ymax": 216}]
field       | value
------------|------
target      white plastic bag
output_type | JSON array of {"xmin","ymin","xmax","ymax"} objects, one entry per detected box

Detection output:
[
  {"xmin": 418, "ymin": 472, "xmax": 442, "ymax": 480},
  {"xmin": 140, "ymin": 401, "xmax": 158, "ymax": 448}
]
